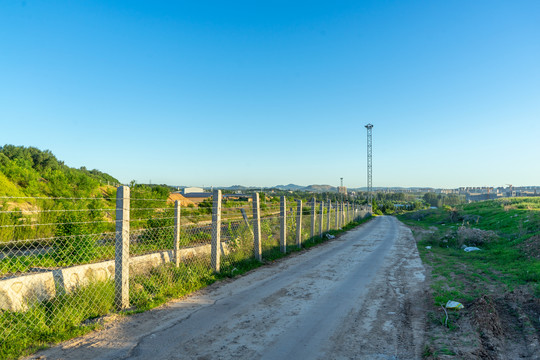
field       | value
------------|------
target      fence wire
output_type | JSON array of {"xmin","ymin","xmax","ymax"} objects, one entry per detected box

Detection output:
[
  {"xmin": 286, "ymin": 207, "xmax": 298, "ymax": 248},
  {"xmin": 260, "ymin": 215, "xmax": 281, "ymax": 258},
  {"xmin": 221, "ymin": 218, "xmax": 255, "ymax": 272}
]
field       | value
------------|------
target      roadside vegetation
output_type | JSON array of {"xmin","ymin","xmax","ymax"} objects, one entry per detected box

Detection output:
[{"xmin": 398, "ymin": 198, "xmax": 540, "ymax": 359}]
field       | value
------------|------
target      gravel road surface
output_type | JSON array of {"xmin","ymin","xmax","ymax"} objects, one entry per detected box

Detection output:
[{"xmin": 29, "ymin": 215, "xmax": 427, "ymax": 360}]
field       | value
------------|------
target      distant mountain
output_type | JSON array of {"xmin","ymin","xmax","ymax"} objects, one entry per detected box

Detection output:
[
  {"xmin": 273, "ymin": 184, "xmax": 339, "ymax": 192},
  {"xmin": 305, "ymin": 184, "xmax": 336, "ymax": 193},
  {"xmin": 274, "ymin": 184, "xmax": 307, "ymax": 191},
  {"xmin": 221, "ymin": 185, "xmax": 256, "ymax": 191}
]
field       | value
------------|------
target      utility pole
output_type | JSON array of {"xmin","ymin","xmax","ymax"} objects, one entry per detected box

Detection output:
[{"xmin": 365, "ymin": 124, "xmax": 373, "ymax": 206}]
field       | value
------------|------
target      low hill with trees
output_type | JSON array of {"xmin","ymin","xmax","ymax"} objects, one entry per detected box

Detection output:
[
  {"xmin": 0, "ymin": 145, "xmax": 120, "ymax": 198},
  {"xmin": 0, "ymin": 145, "xmax": 173, "ymax": 244}
]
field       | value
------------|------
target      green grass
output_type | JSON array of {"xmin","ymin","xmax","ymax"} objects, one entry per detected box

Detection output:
[
  {"xmin": 0, "ymin": 281, "xmax": 115, "ymax": 359},
  {"xmin": 407, "ymin": 199, "xmax": 540, "ymax": 358},
  {"xmin": 398, "ymin": 198, "xmax": 540, "ymax": 304}
]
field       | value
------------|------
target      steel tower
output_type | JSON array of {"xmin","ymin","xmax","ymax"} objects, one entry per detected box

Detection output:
[{"xmin": 365, "ymin": 124, "xmax": 373, "ymax": 205}]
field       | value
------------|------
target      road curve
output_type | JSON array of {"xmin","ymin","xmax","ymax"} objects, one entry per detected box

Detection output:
[{"xmin": 29, "ymin": 216, "xmax": 427, "ymax": 360}]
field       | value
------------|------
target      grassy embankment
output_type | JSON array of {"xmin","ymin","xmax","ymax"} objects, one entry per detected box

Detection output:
[
  {"xmin": 399, "ymin": 198, "xmax": 540, "ymax": 301},
  {"xmin": 398, "ymin": 198, "xmax": 540, "ymax": 358}
]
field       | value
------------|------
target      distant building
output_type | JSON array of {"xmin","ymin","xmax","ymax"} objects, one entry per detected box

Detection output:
[
  {"xmin": 338, "ymin": 186, "xmax": 347, "ymax": 195},
  {"xmin": 173, "ymin": 189, "xmax": 211, "ymax": 205},
  {"xmin": 439, "ymin": 189, "xmax": 457, "ymax": 194},
  {"xmin": 182, "ymin": 187, "xmax": 204, "ymax": 194}
]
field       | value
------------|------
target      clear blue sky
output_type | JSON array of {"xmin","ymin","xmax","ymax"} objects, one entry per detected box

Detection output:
[{"xmin": 1, "ymin": 0, "xmax": 539, "ymax": 188}]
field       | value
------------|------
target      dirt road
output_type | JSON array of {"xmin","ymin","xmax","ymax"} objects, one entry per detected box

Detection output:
[{"xmin": 29, "ymin": 216, "xmax": 427, "ymax": 360}]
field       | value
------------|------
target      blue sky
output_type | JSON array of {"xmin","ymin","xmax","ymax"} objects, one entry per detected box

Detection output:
[{"xmin": 1, "ymin": 1, "xmax": 539, "ymax": 188}]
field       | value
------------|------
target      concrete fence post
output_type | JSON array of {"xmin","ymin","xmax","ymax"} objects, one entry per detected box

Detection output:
[
  {"xmin": 335, "ymin": 201, "xmax": 339, "ymax": 229},
  {"xmin": 296, "ymin": 200, "xmax": 302, "ymax": 248},
  {"xmin": 174, "ymin": 200, "xmax": 181, "ymax": 267},
  {"xmin": 253, "ymin": 193, "xmax": 262, "ymax": 261},
  {"xmin": 337, "ymin": 202, "xmax": 340, "ymax": 229},
  {"xmin": 339, "ymin": 202, "xmax": 342, "ymax": 227},
  {"xmin": 319, "ymin": 201, "xmax": 323, "ymax": 237},
  {"xmin": 280, "ymin": 196, "xmax": 286, "ymax": 253},
  {"xmin": 211, "ymin": 190, "xmax": 222, "ymax": 272},
  {"xmin": 341, "ymin": 202, "xmax": 345, "ymax": 228},
  {"xmin": 310, "ymin": 198, "xmax": 316, "ymax": 239},
  {"xmin": 115, "ymin": 186, "xmax": 130, "ymax": 310},
  {"xmin": 326, "ymin": 200, "xmax": 331, "ymax": 232},
  {"xmin": 341, "ymin": 202, "xmax": 345, "ymax": 227},
  {"xmin": 346, "ymin": 203, "xmax": 350, "ymax": 224}
]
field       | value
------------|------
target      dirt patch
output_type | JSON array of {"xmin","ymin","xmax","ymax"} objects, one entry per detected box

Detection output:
[
  {"xmin": 457, "ymin": 227, "xmax": 497, "ymax": 247},
  {"xmin": 519, "ymin": 234, "xmax": 540, "ymax": 261},
  {"xmin": 167, "ymin": 193, "xmax": 195, "ymax": 207},
  {"xmin": 401, "ymin": 210, "xmax": 437, "ymax": 222},
  {"xmin": 413, "ymin": 225, "xmax": 497, "ymax": 249},
  {"xmin": 4, "ymin": 201, "xmax": 40, "ymax": 215},
  {"xmin": 407, "ymin": 224, "xmax": 540, "ymax": 359},
  {"xmin": 408, "ymin": 225, "xmax": 436, "ymax": 240},
  {"xmin": 470, "ymin": 295, "xmax": 504, "ymax": 359},
  {"xmin": 423, "ymin": 287, "xmax": 540, "ymax": 359}
]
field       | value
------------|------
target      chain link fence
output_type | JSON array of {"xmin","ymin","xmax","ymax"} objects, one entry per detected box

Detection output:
[
  {"xmin": 0, "ymin": 196, "xmax": 118, "ymax": 358},
  {"xmin": 0, "ymin": 190, "xmax": 370, "ymax": 359}
]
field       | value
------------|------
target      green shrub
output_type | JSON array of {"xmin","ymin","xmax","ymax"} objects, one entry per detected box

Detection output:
[{"xmin": 52, "ymin": 213, "xmax": 98, "ymax": 264}]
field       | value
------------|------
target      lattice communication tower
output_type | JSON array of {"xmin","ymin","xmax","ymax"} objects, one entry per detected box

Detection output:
[{"xmin": 365, "ymin": 124, "xmax": 373, "ymax": 205}]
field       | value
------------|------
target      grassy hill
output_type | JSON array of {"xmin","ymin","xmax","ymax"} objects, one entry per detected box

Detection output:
[
  {"xmin": 0, "ymin": 145, "xmax": 176, "ymax": 244},
  {"xmin": 0, "ymin": 145, "xmax": 123, "ymax": 243},
  {"xmin": 0, "ymin": 145, "xmax": 119, "ymax": 198}
]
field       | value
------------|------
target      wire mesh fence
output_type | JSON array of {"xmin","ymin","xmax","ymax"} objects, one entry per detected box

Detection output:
[
  {"xmin": 260, "ymin": 214, "xmax": 281, "ymax": 259},
  {"xmin": 0, "ymin": 196, "xmax": 119, "ymax": 358},
  {"xmin": 0, "ymin": 190, "xmax": 370, "ymax": 358},
  {"xmin": 286, "ymin": 206, "xmax": 298, "ymax": 248},
  {"xmin": 220, "ymin": 205, "xmax": 256, "ymax": 274}
]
